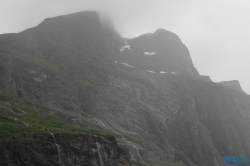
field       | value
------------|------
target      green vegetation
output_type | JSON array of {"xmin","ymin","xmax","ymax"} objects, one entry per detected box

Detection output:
[
  {"xmin": 0, "ymin": 93, "xmax": 114, "ymax": 140},
  {"xmin": 16, "ymin": 53, "xmax": 67, "ymax": 76},
  {"xmin": 0, "ymin": 93, "xmax": 115, "ymax": 165}
]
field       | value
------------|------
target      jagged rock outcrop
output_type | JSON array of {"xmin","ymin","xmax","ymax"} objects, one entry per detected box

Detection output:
[{"xmin": 0, "ymin": 11, "xmax": 250, "ymax": 166}]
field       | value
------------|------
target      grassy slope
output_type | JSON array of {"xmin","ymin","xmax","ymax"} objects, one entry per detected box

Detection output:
[{"xmin": 0, "ymin": 93, "xmax": 114, "ymax": 140}]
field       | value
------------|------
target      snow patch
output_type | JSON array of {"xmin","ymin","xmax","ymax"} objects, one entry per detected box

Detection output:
[
  {"xmin": 159, "ymin": 71, "xmax": 177, "ymax": 74},
  {"xmin": 121, "ymin": 63, "xmax": 134, "ymax": 67},
  {"xmin": 119, "ymin": 48, "xmax": 125, "ymax": 52},
  {"xmin": 119, "ymin": 42, "xmax": 132, "ymax": 52},
  {"xmin": 144, "ymin": 51, "xmax": 157, "ymax": 55},
  {"xmin": 147, "ymin": 70, "xmax": 156, "ymax": 73},
  {"xmin": 99, "ymin": 119, "xmax": 108, "ymax": 129},
  {"xmin": 114, "ymin": 61, "xmax": 118, "ymax": 63}
]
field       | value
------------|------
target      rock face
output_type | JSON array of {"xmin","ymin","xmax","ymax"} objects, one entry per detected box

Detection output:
[
  {"xmin": 0, "ymin": 134, "xmax": 130, "ymax": 166},
  {"xmin": 219, "ymin": 80, "xmax": 244, "ymax": 92},
  {"xmin": 0, "ymin": 11, "xmax": 250, "ymax": 166}
]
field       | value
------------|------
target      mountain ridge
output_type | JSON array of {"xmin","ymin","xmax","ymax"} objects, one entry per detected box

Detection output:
[{"xmin": 3, "ymin": 11, "xmax": 199, "ymax": 78}]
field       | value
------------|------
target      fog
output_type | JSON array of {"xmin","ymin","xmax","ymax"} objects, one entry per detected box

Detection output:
[{"xmin": 1, "ymin": 0, "xmax": 250, "ymax": 94}]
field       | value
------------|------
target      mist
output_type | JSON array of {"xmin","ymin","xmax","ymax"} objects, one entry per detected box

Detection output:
[{"xmin": 1, "ymin": 0, "xmax": 250, "ymax": 93}]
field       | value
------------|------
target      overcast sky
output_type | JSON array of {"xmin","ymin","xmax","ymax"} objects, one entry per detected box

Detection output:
[{"xmin": 1, "ymin": 0, "xmax": 250, "ymax": 94}]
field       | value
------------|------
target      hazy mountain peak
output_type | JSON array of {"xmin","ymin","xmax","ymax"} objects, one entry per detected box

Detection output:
[{"xmin": 7, "ymin": 11, "xmax": 200, "ymax": 77}]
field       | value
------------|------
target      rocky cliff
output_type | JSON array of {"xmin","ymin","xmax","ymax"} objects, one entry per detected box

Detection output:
[
  {"xmin": 0, "ymin": 133, "xmax": 130, "ymax": 166},
  {"xmin": 0, "ymin": 11, "xmax": 250, "ymax": 166}
]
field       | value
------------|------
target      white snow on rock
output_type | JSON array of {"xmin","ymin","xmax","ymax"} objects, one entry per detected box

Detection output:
[
  {"xmin": 114, "ymin": 61, "xmax": 118, "ymax": 63},
  {"xmin": 119, "ymin": 41, "xmax": 132, "ymax": 52},
  {"xmin": 147, "ymin": 70, "xmax": 156, "ymax": 73},
  {"xmin": 171, "ymin": 72, "xmax": 177, "ymax": 74},
  {"xmin": 144, "ymin": 51, "xmax": 157, "ymax": 55},
  {"xmin": 159, "ymin": 71, "xmax": 167, "ymax": 74},
  {"xmin": 119, "ymin": 48, "xmax": 126, "ymax": 52},
  {"xmin": 121, "ymin": 63, "xmax": 134, "ymax": 67}
]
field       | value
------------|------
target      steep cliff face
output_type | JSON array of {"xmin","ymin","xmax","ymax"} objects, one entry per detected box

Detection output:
[
  {"xmin": 0, "ymin": 11, "xmax": 250, "ymax": 166},
  {"xmin": 0, "ymin": 134, "xmax": 130, "ymax": 166}
]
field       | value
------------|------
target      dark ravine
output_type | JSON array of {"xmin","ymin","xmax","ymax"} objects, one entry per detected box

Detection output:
[{"xmin": 0, "ymin": 11, "xmax": 250, "ymax": 166}]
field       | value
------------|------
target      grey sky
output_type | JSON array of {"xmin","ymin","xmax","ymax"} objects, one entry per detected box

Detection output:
[{"xmin": 1, "ymin": 0, "xmax": 250, "ymax": 94}]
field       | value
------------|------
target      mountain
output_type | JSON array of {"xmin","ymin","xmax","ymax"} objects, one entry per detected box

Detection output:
[{"xmin": 0, "ymin": 11, "xmax": 250, "ymax": 166}]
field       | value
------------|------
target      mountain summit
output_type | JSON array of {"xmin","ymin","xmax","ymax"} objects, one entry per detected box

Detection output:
[
  {"xmin": 9, "ymin": 11, "xmax": 200, "ymax": 77},
  {"xmin": 0, "ymin": 11, "xmax": 250, "ymax": 166}
]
